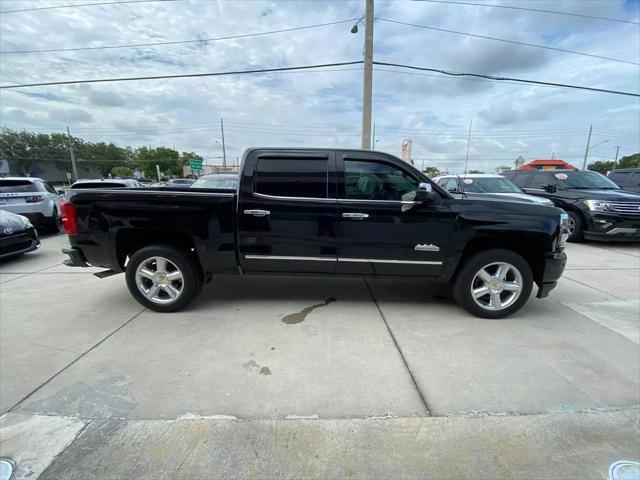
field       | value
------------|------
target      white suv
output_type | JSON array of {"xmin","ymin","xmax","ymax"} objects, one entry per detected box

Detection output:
[{"xmin": 0, "ymin": 177, "xmax": 62, "ymax": 233}]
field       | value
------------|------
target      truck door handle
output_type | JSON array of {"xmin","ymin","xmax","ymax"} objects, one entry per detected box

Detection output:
[
  {"xmin": 244, "ymin": 209, "xmax": 270, "ymax": 217},
  {"xmin": 342, "ymin": 212, "xmax": 369, "ymax": 220}
]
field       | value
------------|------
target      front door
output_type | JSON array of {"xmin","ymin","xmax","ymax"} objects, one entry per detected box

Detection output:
[
  {"xmin": 336, "ymin": 153, "xmax": 454, "ymax": 276},
  {"xmin": 238, "ymin": 150, "xmax": 337, "ymax": 273}
]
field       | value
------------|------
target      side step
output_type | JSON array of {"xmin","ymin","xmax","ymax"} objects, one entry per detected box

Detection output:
[{"xmin": 93, "ymin": 269, "xmax": 120, "ymax": 279}]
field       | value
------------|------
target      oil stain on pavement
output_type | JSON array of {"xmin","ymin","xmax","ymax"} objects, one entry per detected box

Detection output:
[
  {"xmin": 242, "ymin": 360, "xmax": 272, "ymax": 376},
  {"xmin": 281, "ymin": 298, "xmax": 337, "ymax": 325}
]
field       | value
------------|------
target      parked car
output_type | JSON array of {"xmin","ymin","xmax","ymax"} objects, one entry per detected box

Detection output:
[
  {"xmin": 70, "ymin": 178, "xmax": 143, "ymax": 189},
  {"xmin": 608, "ymin": 168, "xmax": 640, "ymax": 194},
  {"xmin": 433, "ymin": 174, "xmax": 554, "ymax": 206},
  {"xmin": 190, "ymin": 173, "xmax": 239, "ymax": 190},
  {"xmin": 502, "ymin": 169, "xmax": 640, "ymax": 242},
  {"xmin": 0, "ymin": 210, "xmax": 40, "ymax": 260},
  {"xmin": 61, "ymin": 148, "xmax": 569, "ymax": 319},
  {"xmin": 0, "ymin": 177, "xmax": 62, "ymax": 233},
  {"xmin": 166, "ymin": 178, "xmax": 194, "ymax": 189}
]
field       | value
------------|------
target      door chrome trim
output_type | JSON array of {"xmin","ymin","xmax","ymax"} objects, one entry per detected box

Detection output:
[
  {"xmin": 244, "ymin": 255, "xmax": 337, "ymax": 262},
  {"xmin": 243, "ymin": 209, "xmax": 270, "ymax": 217},
  {"xmin": 342, "ymin": 212, "xmax": 369, "ymax": 220},
  {"xmin": 339, "ymin": 198, "xmax": 418, "ymax": 205},
  {"xmin": 252, "ymin": 192, "xmax": 335, "ymax": 203},
  {"xmin": 337, "ymin": 257, "xmax": 442, "ymax": 265}
]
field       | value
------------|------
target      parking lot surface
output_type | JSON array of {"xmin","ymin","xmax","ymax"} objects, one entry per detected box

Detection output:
[{"xmin": 1, "ymin": 233, "xmax": 638, "ymax": 479}]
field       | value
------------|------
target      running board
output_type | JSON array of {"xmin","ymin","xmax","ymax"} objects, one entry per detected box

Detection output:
[{"xmin": 93, "ymin": 269, "xmax": 120, "ymax": 279}]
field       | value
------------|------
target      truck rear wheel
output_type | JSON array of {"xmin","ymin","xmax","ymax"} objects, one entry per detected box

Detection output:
[
  {"xmin": 125, "ymin": 245, "xmax": 202, "ymax": 312},
  {"xmin": 453, "ymin": 249, "xmax": 533, "ymax": 319}
]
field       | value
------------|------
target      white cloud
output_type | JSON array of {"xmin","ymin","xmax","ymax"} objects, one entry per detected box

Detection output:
[{"xmin": 0, "ymin": 0, "xmax": 638, "ymax": 172}]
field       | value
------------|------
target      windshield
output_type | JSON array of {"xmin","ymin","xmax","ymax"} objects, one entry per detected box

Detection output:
[
  {"xmin": 555, "ymin": 171, "xmax": 620, "ymax": 189},
  {"xmin": 461, "ymin": 177, "xmax": 522, "ymax": 194},
  {"xmin": 191, "ymin": 176, "xmax": 238, "ymax": 189}
]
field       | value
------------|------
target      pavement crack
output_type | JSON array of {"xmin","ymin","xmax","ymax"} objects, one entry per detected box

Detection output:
[
  {"xmin": 563, "ymin": 275, "xmax": 627, "ymax": 301},
  {"xmin": 7, "ymin": 307, "xmax": 147, "ymax": 413},
  {"xmin": 364, "ymin": 278, "xmax": 433, "ymax": 417}
]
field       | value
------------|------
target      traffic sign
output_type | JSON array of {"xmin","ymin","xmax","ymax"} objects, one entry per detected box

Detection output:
[{"xmin": 189, "ymin": 159, "xmax": 203, "ymax": 171}]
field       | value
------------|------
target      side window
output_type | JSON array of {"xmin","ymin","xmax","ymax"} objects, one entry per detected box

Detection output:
[
  {"xmin": 444, "ymin": 178, "xmax": 458, "ymax": 191},
  {"xmin": 344, "ymin": 159, "xmax": 417, "ymax": 201},
  {"xmin": 254, "ymin": 157, "xmax": 328, "ymax": 198},
  {"xmin": 44, "ymin": 182, "xmax": 57, "ymax": 194},
  {"xmin": 509, "ymin": 172, "xmax": 530, "ymax": 188},
  {"xmin": 630, "ymin": 173, "xmax": 640, "ymax": 187},
  {"xmin": 609, "ymin": 172, "xmax": 630, "ymax": 187},
  {"xmin": 530, "ymin": 172, "xmax": 554, "ymax": 189}
]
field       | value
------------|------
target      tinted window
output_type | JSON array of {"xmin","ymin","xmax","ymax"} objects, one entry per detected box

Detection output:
[
  {"xmin": 44, "ymin": 183, "xmax": 57, "ymax": 194},
  {"xmin": 344, "ymin": 160, "xmax": 417, "ymax": 201},
  {"xmin": 0, "ymin": 180, "xmax": 39, "ymax": 193},
  {"xmin": 529, "ymin": 172, "xmax": 555, "ymax": 188},
  {"xmin": 71, "ymin": 182, "xmax": 128, "ymax": 189},
  {"xmin": 609, "ymin": 171, "xmax": 631, "ymax": 186},
  {"xmin": 556, "ymin": 171, "xmax": 619, "ymax": 190},
  {"xmin": 508, "ymin": 172, "xmax": 531, "ymax": 188},
  {"xmin": 255, "ymin": 158, "xmax": 328, "ymax": 198},
  {"xmin": 630, "ymin": 173, "xmax": 640, "ymax": 187}
]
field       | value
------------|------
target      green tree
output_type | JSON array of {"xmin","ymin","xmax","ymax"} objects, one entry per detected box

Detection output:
[
  {"xmin": 587, "ymin": 160, "xmax": 615, "ymax": 174},
  {"xmin": 422, "ymin": 166, "xmax": 440, "ymax": 178},
  {"xmin": 133, "ymin": 146, "xmax": 183, "ymax": 178},
  {"xmin": 111, "ymin": 166, "xmax": 133, "ymax": 178},
  {"xmin": 468, "ymin": 169, "xmax": 484, "ymax": 174},
  {"xmin": 618, "ymin": 153, "xmax": 640, "ymax": 169}
]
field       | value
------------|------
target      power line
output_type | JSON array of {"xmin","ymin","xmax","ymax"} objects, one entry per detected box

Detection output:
[
  {"xmin": 377, "ymin": 17, "xmax": 640, "ymax": 66},
  {"xmin": 373, "ymin": 61, "xmax": 640, "ymax": 97},
  {"xmin": 414, "ymin": 0, "xmax": 640, "ymax": 25},
  {"xmin": 0, "ymin": 19, "xmax": 359, "ymax": 55},
  {"xmin": 0, "ymin": 0, "xmax": 177, "ymax": 14},
  {"xmin": 0, "ymin": 61, "xmax": 364, "ymax": 89}
]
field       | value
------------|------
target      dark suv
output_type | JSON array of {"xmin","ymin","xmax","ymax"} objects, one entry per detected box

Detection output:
[
  {"xmin": 608, "ymin": 168, "xmax": 640, "ymax": 194},
  {"xmin": 502, "ymin": 169, "xmax": 640, "ymax": 242}
]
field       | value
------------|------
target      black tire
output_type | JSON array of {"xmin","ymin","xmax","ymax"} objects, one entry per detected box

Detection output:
[
  {"xmin": 566, "ymin": 211, "xmax": 584, "ymax": 242},
  {"xmin": 46, "ymin": 207, "xmax": 61, "ymax": 233},
  {"xmin": 125, "ymin": 245, "xmax": 202, "ymax": 312},
  {"xmin": 452, "ymin": 249, "xmax": 533, "ymax": 319}
]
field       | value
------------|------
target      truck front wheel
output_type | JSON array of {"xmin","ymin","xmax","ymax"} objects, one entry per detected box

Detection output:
[
  {"xmin": 453, "ymin": 249, "xmax": 533, "ymax": 319},
  {"xmin": 125, "ymin": 245, "xmax": 202, "ymax": 312}
]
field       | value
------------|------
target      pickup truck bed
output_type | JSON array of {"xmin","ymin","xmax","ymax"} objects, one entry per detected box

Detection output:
[{"xmin": 62, "ymin": 148, "xmax": 568, "ymax": 319}]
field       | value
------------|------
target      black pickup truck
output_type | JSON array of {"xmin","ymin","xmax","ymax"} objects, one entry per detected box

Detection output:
[{"xmin": 61, "ymin": 148, "xmax": 569, "ymax": 319}]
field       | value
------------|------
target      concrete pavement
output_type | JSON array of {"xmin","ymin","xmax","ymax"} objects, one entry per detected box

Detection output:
[{"xmin": 1, "ymin": 233, "xmax": 638, "ymax": 479}]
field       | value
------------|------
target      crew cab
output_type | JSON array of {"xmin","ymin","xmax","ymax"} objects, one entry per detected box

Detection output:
[
  {"xmin": 61, "ymin": 148, "xmax": 569, "ymax": 319},
  {"xmin": 502, "ymin": 169, "xmax": 640, "ymax": 242}
]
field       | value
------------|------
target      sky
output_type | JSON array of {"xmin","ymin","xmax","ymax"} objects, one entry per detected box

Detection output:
[{"xmin": 0, "ymin": 0, "xmax": 639, "ymax": 173}]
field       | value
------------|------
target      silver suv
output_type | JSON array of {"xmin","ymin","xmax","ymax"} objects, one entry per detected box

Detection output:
[{"xmin": 0, "ymin": 177, "xmax": 62, "ymax": 233}]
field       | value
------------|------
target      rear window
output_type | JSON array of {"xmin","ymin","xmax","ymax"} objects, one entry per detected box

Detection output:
[
  {"xmin": 608, "ymin": 171, "xmax": 631, "ymax": 186},
  {"xmin": 254, "ymin": 158, "xmax": 328, "ymax": 198},
  {"xmin": 0, "ymin": 180, "xmax": 39, "ymax": 193},
  {"xmin": 71, "ymin": 182, "xmax": 127, "ymax": 189}
]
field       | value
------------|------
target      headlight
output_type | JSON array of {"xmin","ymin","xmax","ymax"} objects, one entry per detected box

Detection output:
[
  {"xmin": 584, "ymin": 199, "xmax": 613, "ymax": 212},
  {"xmin": 22, "ymin": 219, "xmax": 33, "ymax": 229},
  {"xmin": 557, "ymin": 212, "xmax": 569, "ymax": 249}
]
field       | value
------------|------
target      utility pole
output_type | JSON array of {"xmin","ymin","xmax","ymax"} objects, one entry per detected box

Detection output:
[
  {"xmin": 66, "ymin": 126, "xmax": 78, "ymax": 181},
  {"xmin": 372, "ymin": 123, "xmax": 376, "ymax": 149},
  {"xmin": 582, "ymin": 124, "xmax": 592, "ymax": 170},
  {"xmin": 463, "ymin": 120, "xmax": 472, "ymax": 175},
  {"xmin": 220, "ymin": 118, "xmax": 227, "ymax": 169},
  {"xmin": 361, "ymin": 0, "xmax": 374, "ymax": 150},
  {"xmin": 614, "ymin": 145, "xmax": 620, "ymax": 166}
]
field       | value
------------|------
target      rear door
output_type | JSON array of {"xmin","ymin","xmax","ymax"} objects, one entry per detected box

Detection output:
[
  {"xmin": 335, "ymin": 152, "xmax": 453, "ymax": 276},
  {"xmin": 237, "ymin": 150, "xmax": 337, "ymax": 273}
]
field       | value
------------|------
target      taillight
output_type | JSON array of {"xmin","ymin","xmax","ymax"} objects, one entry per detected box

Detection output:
[
  {"xmin": 60, "ymin": 200, "xmax": 78, "ymax": 235},
  {"xmin": 26, "ymin": 195, "xmax": 45, "ymax": 203}
]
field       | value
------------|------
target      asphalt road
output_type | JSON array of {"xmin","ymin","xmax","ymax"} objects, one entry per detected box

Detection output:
[{"xmin": 1, "ymin": 232, "xmax": 638, "ymax": 479}]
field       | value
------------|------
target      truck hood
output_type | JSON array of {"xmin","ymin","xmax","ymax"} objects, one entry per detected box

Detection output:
[{"xmin": 555, "ymin": 189, "xmax": 640, "ymax": 201}]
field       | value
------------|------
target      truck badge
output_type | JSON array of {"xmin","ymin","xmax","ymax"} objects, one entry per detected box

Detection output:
[{"xmin": 415, "ymin": 243, "xmax": 440, "ymax": 252}]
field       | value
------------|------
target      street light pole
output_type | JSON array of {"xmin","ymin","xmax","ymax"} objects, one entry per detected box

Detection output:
[
  {"xmin": 361, "ymin": 0, "xmax": 374, "ymax": 150},
  {"xmin": 614, "ymin": 145, "xmax": 620, "ymax": 166},
  {"xmin": 220, "ymin": 118, "xmax": 227, "ymax": 169},
  {"xmin": 582, "ymin": 124, "xmax": 592, "ymax": 170}
]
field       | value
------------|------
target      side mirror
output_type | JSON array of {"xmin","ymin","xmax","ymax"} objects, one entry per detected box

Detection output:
[
  {"xmin": 57, "ymin": 190, "xmax": 65, "ymax": 195},
  {"xmin": 416, "ymin": 182, "xmax": 437, "ymax": 202},
  {"xmin": 543, "ymin": 184, "xmax": 556, "ymax": 193}
]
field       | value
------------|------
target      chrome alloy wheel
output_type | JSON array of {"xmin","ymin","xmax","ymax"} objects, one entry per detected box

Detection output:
[
  {"xmin": 470, "ymin": 261, "xmax": 523, "ymax": 311},
  {"xmin": 135, "ymin": 256, "xmax": 184, "ymax": 305},
  {"xmin": 566, "ymin": 216, "xmax": 576, "ymax": 236}
]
